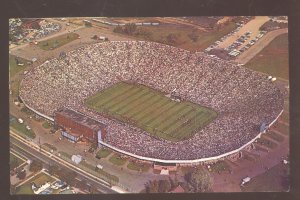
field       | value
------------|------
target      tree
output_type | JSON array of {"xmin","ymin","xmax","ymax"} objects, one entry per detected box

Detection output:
[
  {"xmin": 10, "ymin": 184, "xmax": 16, "ymax": 195},
  {"xmin": 61, "ymin": 171, "xmax": 77, "ymax": 186},
  {"xmin": 158, "ymin": 179, "xmax": 171, "ymax": 193},
  {"xmin": 166, "ymin": 33, "xmax": 179, "ymax": 45},
  {"xmin": 189, "ymin": 168, "xmax": 213, "ymax": 192},
  {"xmin": 113, "ymin": 26, "xmax": 123, "ymax": 33},
  {"xmin": 29, "ymin": 160, "xmax": 43, "ymax": 173},
  {"xmin": 16, "ymin": 169, "xmax": 26, "ymax": 180},
  {"xmin": 48, "ymin": 165, "xmax": 59, "ymax": 176},
  {"xmin": 145, "ymin": 180, "xmax": 159, "ymax": 193},
  {"xmin": 76, "ymin": 179, "xmax": 88, "ymax": 191},
  {"xmin": 124, "ymin": 23, "xmax": 137, "ymax": 35}
]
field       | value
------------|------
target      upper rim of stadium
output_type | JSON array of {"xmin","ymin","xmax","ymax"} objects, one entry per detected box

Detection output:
[{"xmin": 19, "ymin": 40, "xmax": 284, "ymax": 161}]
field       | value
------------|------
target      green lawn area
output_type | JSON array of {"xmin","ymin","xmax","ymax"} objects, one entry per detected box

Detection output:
[
  {"xmin": 256, "ymin": 137, "xmax": 277, "ymax": 149},
  {"xmin": 20, "ymin": 106, "xmax": 34, "ymax": 116},
  {"xmin": 210, "ymin": 161, "xmax": 230, "ymax": 173},
  {"xmin": 16, "ymin": 172, "xmax": 56, "ymax": 194},
  {"xmin": 245, "ymin": 33, "xmax": 289, "ymax": 80},
  {"xmin": 85, "ymin": 82, "xmax": 217, "ymax": 142},
  {"xmin": 10, "ymin": 152, "xmax": 26, "ymax": 170},
  {"xmin": 42, "ymin": 121, "xmax": 51, "ymax": 129},
  {"xmin": 9, "ymin": 55, "xmax": 30, "ymax": 100},
  {"xmin": 9, "ymin": 55, "xmax": 29, "ymax": 78},
  {"xmin": 108, "ymin": 154, "xmax": 127, "ymax": 166},
  {"xmin": 10, "ymin": 115, "xmax": 36, "ymax": 139},
  {"xmin": 127, "ymin": 161, "xmax": 151, "ymax": 172},
  {"xmin": 114, "ymin": 22, "xmax": 237, "ymax": 52},
  {"xmin": 241, "ymin": 163, "xmax": 289, "ymax": 192},
  {"xmin": 38, "ymin": 32, "xmax": 79, "ymax": 50},
  {"xmin": 96, "ymin": 148, "xmax": 112, "ymax": 158}
]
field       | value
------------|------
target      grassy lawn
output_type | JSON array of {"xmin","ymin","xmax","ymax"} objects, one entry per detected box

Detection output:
[
  {"xmin": 9, "ymin": 55, "xmax": 29, "ymax": 78},
  {"xmin": 16, "ymin": 172, "xmax": 56, "ymax": 194},
  {"xmin": 9, "ymin": 55, "xmax": 30, "ymax": 101},
  {"xmin": 241, "ymin": 163, "xmax": 289, "ymax": 192},
  {"xmin": 127, "ymin": 161, "xmax": 151, "ymax": 172},
  {"xmin": 85, "ymin": 82, "xmax": 217, "ymax": 142},
  {"xmin": 58, "ymin": 151, "xmax": 72, "ymax": 159},
  {"xmin": 20, "ymin": 106, "xmax": 34, "ymax": 116},
  {"xmin": 10, "ymin": 152, "xmax": 26, "ymax": 170},
  {"xmin": 245, "ymin": 33, "xmax": 289, "ymax": 80},
  {"xmin": 38, "ymin": 32, "xmax": 79, "ymax": 50},
  {"xmin": 108, "ymin": 154, "xmax": 127, "ymax": 166},
  {"xmin": 10, "ymin": 115, "xmax": 36, "ymax": 139},
  {"xmin": 114, "ymin": 22, "xmax": 236, "ymax": 52},
  {"xmin": 96, "ymin": 148, "xmax": 112, "ymax": 158},
  {"xmin": 42, "ymin": 121, "xmax": 52, "ymax": 129},
  {"xmin": 256, "ymin": 138, "xmax": 277, "ymax": 149},
  {"xmin": 210, "ymin": 160, "xmax": 230, "ymax": 173}
]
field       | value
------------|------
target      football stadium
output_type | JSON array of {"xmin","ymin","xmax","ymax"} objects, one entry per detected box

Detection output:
[{"xmin": 19, "ymin": 41, "xmax": 284, "ymax": 164}]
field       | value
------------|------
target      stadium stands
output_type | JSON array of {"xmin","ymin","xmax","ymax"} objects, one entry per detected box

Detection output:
[{"xmin": 19, "ymin": 41, "xmax": 284, "ymax": 160}]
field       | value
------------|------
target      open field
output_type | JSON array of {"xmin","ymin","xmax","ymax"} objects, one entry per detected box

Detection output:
[
  {"xmin": 245, "ymin": 33, "xmax": 288, "ymax": 80},
  {"xmin": 16, "ymin": 172, "xmax": 56, "ymax": 194},
  {"xmin": 10, "ymin": 115, "xmax": 36, "ymax": 139},
  {"xmin": 241, "ymin": 163, "xmax": 289, "ymax": 192},
  {"xmin": 85, "ymin": 82, "xmax": 217, "ymax": 142},
  {"xmin": 9, "ymin": 55, "xmax": 30, "ymax": 101},
  {"xmin": 37, "ymin": 32, "xmax": 79, "ymax": 50},
  {"xmin": 9, "ymin": 55, "xmax": 29, "ymax": 78},
  {"xmin": 113, "ymin": 22, "xmax": 237, "ymax": 51}
]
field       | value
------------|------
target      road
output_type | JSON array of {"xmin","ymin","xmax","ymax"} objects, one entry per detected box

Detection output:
[{"xmin": 10, "ymin": 133, "xmax": 117, "ymax": 194}]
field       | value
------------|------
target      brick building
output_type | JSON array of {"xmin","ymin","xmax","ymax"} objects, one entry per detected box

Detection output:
[{"xmin": 54, "ymin": 108, "xmax": 107, "ymax": 144}]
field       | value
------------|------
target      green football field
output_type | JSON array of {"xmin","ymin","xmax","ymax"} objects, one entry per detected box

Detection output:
[{"xmin": 85, "ymin": 82, "xmax": 217, "ymax": 142}]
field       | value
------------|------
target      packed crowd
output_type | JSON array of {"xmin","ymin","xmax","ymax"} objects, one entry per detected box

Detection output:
[{"xmin": 19, "ymin": 41, "xmax": 284, "ymax": 160}]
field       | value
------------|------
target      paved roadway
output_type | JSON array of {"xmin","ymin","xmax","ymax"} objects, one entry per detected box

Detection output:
[{"xmin": 10, "ymin": 134, "xmax": 117, "ymax": 194}]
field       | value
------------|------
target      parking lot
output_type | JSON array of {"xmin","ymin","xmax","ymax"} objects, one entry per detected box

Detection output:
[{"xmin": 205, "ymin": 16, "xmax": 272, "ymax": 59}]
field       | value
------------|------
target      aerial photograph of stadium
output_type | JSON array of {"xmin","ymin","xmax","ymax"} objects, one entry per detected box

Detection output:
[{"xmin": 9, "ymin": 16, "xmax": 289, "ymax": 194}]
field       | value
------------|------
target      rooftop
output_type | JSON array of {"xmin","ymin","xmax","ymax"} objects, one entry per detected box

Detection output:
[{"xmin": 56, "ymin": 107, "xmax": 105, "ymax": 131}]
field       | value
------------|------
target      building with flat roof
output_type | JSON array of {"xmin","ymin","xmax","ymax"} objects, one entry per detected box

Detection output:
[{"xmin": 54, "ymin": 108, "xmax": 107, "ymax": 144}]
